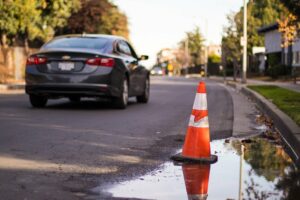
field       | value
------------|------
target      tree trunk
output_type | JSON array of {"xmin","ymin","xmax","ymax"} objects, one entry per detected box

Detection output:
[
  {"xmin": 1, "ymin": 34, "xmax": 9, "ymax": 67},
  {"xmin": 233, "ymin": 60, "xmax": 237, "ymax": 82},
  {"xmin": 24, "ymin": 37, "xmax": 30, "ymax": 56},
  {"xmin": 0, "ymin": 34, "xmax": 12, "ymax": 82}
]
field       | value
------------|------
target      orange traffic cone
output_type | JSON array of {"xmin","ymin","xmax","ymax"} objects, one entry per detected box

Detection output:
[
  {"xmin": 171, "ymin": 81, "xmax": 217, "ymax": 164},
  {"xmin": 182, "ymin": 164, "xmax": 210, "ymax": 200}
]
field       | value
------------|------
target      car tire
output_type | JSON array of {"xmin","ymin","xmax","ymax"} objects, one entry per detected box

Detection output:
[
  {"xmin": 113, "ymin": 78, "xmax": 128, "ymax": 109},
  {"xmin": 69, "ymin": 97, "xmax": 81, "ymax": 103},
  {"xmin": 29, "ymin": 94, "xmax": 48, "ymax": 108},
  {"xmin": 136, "ymin": 78, "xmax": 149, "ymax": 103}
]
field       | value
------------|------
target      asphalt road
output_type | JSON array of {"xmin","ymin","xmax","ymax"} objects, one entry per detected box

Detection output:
[{"xmin": 0, "ymin": 76, "xmax": 233, "ymax": 200}]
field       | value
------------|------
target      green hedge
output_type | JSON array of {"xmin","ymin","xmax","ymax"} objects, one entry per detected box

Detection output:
[{"xmin": 267, "ymin": 64, "xmax": 291, "ymax": 78}]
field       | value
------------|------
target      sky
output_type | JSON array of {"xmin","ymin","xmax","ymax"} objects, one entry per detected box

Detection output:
[{"xmin": 113, "ymin": 0, "xmax": 242, "ymax": 68}]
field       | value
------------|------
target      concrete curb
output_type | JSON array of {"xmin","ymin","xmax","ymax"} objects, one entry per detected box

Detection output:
[
  {"xmin": 0, "ymin": 83, "xmax": 25, "ymax": 91},
  {"xmin": 222, "ymin": 80, "xmax": 300, "ymax": 160},
  {"xmin": 202, "ymin": 77, "xmax": 300, "ymax": 159},
  {"xmin": 240, "ymin": 86, "xmax": 300, "ymax": 159}
]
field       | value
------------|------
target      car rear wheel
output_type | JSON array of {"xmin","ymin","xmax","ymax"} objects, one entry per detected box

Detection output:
[
  {"xmin": 136, "ymin": 78, "xmax": 149, "ymax": 103},
  {"xmin": 113, "ymin": 78, "xmax": 128, "ymax": 109},
  {"xmin": 29, "ymin": 94, "xmax": 48, "ymax": 108}
]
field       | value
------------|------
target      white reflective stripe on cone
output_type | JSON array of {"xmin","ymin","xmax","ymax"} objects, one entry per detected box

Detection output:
[
  {"xmin": 188, "ymin": 115, "xmax": 209, "ymax": 128},
  {"xmin": 192, "ymin": 93, "xmax": 207, "ymax": 110}
]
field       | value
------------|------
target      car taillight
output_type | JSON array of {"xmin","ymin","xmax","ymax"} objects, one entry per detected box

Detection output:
[
  {"xmin": 26, "ymin": 56, "xmax": 47, "ymax": 65},
  {"xmin": 86, "ymin": 58, "xmax": 115, "ymax": 67}
]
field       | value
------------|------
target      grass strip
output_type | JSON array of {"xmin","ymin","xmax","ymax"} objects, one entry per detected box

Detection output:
[{"xmin": 248, "ymin": 85, "xmax": 300, "ymax": 126}]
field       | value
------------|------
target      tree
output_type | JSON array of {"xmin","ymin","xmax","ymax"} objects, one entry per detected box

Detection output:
[
  {"xmin": 278, "ymin": 14, "xmax": 299, "ymax": 48},
  {"xmin": 221, "ymin": 0, "xmax": 287, "ymax": 78},
  {"xmin": 41, "ymin": 0, "xmax": 81, "ymax": 40},
  {"xmin": 0, "ymin": 0, "xmax": 80, "ymax": 81},
  {"xmin": 99, "ymin": 4, "xmax": 129, "ymax": 38},
  {"xmin": 16, "ymin": 0, "xmax": 44, "ymax": 49},
  {"xmin": 0, "ymin": 0, "xmax": 20, "ymax": 67},
  {"xmin": 63, "ymin": 0, "xmax": 129, "ymax": 39},
  {"xmin": 280, "ymin": 0, "xmax": 300, "ymax": 19},
  {"xmin": 222, "ymin": 13, "xmax": 242, "ymax": 80},
  {"xmin": 237, "ymin": 0, "xmax": 287, "ymax": 54},
  {"xmin": 179, "ymin": 26, "xmax": 205, "ymax": 66},
  {"xmin": 0, "ymin": 0, "xmax": 43, "ymax": 72},
  {"xmin": 0, "ymin": 0, "xmax": 80, "ymax": 49}
]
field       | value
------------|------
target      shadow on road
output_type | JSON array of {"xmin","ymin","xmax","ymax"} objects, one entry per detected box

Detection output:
[{"xmin": 44, "ymin": 98, "xmax": 140, "ymax": 111}]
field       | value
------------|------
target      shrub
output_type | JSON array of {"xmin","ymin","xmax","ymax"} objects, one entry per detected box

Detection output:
[{"xmin": 267, "ymin": 64, "xmax": 291, "ymax": 78}]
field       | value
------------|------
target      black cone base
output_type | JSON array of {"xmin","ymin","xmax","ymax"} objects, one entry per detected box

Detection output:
[{"xmin": 171, "ymin": 153, "xmax": 218, "ymax": 164}]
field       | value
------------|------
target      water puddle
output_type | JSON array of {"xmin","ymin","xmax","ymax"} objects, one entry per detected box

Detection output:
[{"xmin": 92, "ymin": 134, "xmax": 300, "ymax": 200}]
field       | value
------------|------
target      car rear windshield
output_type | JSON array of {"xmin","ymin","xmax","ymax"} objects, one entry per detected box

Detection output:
[{"xmin": 42, "ymin": 37, "xmax": 109, "ymax": 50}]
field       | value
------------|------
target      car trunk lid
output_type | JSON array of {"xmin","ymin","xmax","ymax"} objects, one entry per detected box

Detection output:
[{"xmin": 33, "ymin": 48, "xmax": 111, "ymax": 74}]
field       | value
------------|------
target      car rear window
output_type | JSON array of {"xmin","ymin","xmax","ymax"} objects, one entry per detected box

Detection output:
[{"xmin": 42, "ymin": 37, "xmax": 109, "ymax": 50}]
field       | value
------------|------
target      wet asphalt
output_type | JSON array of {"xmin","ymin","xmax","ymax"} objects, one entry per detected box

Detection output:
[{"xmin": 0, "ymin": 76, "xmax": 234, "ymax": 200}]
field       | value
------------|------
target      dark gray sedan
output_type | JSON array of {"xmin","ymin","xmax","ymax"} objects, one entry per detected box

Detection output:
[{"xmin": 25, "ymin": 34, "xmax": 150, "ymax": 109}]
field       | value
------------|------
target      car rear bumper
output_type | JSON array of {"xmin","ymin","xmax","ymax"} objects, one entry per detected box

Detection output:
[{"xmin": 25, "ymin": 83, "xmax": 121, "ymax": 98}]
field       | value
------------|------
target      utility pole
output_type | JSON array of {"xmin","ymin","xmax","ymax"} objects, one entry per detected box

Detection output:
[{"xmin": 242, "ymin": 0, "xmax": 248, "ymax": 84}]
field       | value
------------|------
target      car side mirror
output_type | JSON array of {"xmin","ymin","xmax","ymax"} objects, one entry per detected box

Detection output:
[{"xmin": 139, "ymin": 55, "xmax": 149, "ymax": 61}]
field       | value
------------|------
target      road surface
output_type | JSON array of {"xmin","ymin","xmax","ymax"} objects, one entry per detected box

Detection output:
[{"xmin": 0, "ymin": 76, "xmax": 235, "ymax": 199}]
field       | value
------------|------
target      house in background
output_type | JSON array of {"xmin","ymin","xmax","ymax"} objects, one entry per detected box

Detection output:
[
  {"xmin": 207, "ymin": 44, "xmax": 222, "ymax": 57},
  {"xmin": 258, "ymin": 23, "xmax": 300, "ymax": 73}
]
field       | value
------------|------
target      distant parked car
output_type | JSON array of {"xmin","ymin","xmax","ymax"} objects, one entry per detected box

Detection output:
[
  {"xmin": 150, "ymin": 66, "xmax": 163, "ymax": 76},
  {"xmin": 25, "ymin": 34, "xmax": 150, "ymax": 109}
]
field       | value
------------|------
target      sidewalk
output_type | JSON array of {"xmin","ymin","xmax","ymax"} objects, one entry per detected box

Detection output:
[
  {"xmin": 0, "ymin": 82, "xmax": 25, "ymax": 94},
  {"xmin": 210, "ymin": 75, "xmax": 300, "ymax": 163},
  {"xmin": 210, "ymin": 76, "xmax": 300, "ymax": 93}
]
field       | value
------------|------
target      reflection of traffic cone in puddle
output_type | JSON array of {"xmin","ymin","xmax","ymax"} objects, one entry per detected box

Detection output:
[
  {"xmin": 182, "ymin": 164, "xmax": 210, "ymax": 200},
  {"xmin": 171, "ymin": 81, "xmax": 217, "ymax": 163}
]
